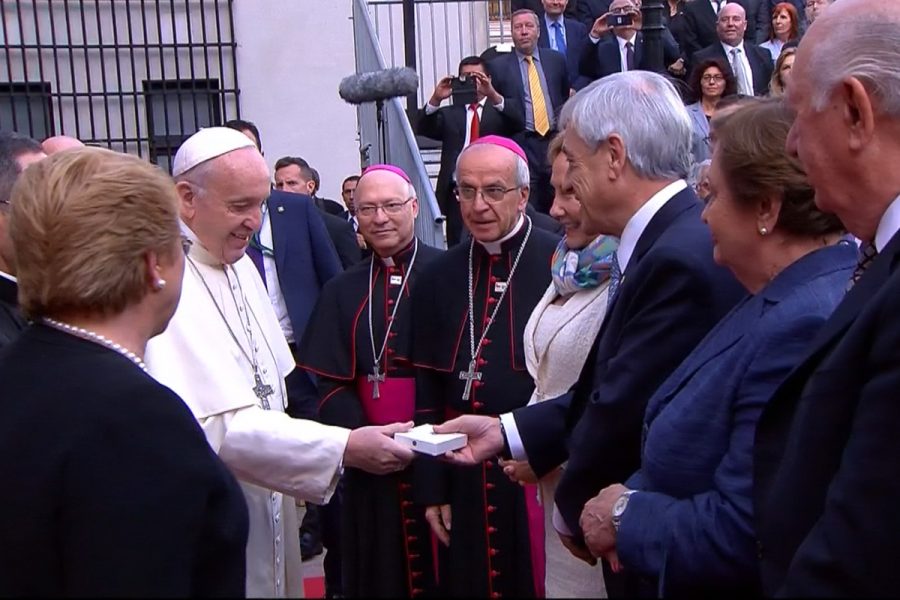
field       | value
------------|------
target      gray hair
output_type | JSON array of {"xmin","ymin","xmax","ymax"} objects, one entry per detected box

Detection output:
[
  {"xmin": 559, "ymin": 71, "xmax": 693, "ymax": 180},
  {"xmin": 688, "ymin": 159, "xmax": 712, "ymax": 190},
  {"xmin": 454, "ymin": 146, "xmax": 531, "ymax": 188},
  {"xmin": 807, "ymin": 17, "xmax": 900, "ymax": 118}
]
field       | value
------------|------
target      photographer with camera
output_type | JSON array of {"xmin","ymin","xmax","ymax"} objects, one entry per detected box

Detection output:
[
  {"xmin": 579, "ymin": 0, "xmax": 685, "ymax": 81},
  {"xmin": 417, "ymin": 56, "xmax": 525, "ymax": 246}
]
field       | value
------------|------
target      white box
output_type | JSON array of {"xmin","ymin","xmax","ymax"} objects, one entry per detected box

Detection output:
[{"xmin": 395, "ymin": 425, "xmax": 468, "ymax": 456}]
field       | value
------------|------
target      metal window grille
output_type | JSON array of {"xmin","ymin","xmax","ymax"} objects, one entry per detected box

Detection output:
[{"xmin": 0, "ymin": 0, "xmax": 240, "ymax": 170}]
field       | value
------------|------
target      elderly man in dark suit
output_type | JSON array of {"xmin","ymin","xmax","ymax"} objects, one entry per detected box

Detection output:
[
  {"xmin": 578, "ymin": 0, "xmax": 683, "ymax": 81},
  {"xmin": 691, "ymin": 3, "xmax": 773, "ymax": 95},
  {"xmin": 433, "ymin": 71, "xmax": 744, "ymax": 597},
  {"xmin": 488, "ymin": 8, "xmax": 570, "ymax": 214},
  {"xmin": 417, "ymin": 56, "xmax": 525, "ymax": 246},
  {"xmin": 536, "ymin": 0, "xmax": 593, "ymax": 90},
  {"xmin": 0, "ymin": 132, "xmax": 45, "ymax": 349},
  {"xmin": 684, "ymin": 0, "xmax": 768, "ymax": 56},
  {"xmin": 753, "ymin": 0, "xmax": 900, "ymax": 595}
]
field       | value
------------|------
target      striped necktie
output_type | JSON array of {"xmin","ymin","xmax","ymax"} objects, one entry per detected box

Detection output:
[
  {"xmin": 847, "ymin": 241, "xmax": 878, "ymax": 290},
  {"xmin": 606, "ymin": 251, "xmax": 622, "ymax": 314},
  {"xmin": 525, "ymin": 55, "xmax": 551, "ymax": 136}
]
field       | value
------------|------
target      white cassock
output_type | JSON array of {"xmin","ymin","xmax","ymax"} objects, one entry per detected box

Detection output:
[{"xmin": 146, "ymin": 228, "xmax": 349, "ymax": 598}]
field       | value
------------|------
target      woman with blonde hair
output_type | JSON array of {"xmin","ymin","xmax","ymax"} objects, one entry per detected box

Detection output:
[
  {"xmin": 0, "ymin": 148, "xmax": 248, "ymax": 596},
  {"xmin": 502, "ymin": 133, "xmax": 617, "ymax": 597}
]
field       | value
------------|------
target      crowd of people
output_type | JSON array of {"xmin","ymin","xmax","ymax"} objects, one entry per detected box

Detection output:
[{"xmin": 1, "ymin": 0, "xmax": 899, "ymax": 597}]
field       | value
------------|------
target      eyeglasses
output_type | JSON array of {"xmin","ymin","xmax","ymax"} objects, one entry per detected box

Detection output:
[
  {"xmin": 355, "ymin": 197, "xmax": 413, "ymax": 217},
  {"xmin": 180, "ymin": 235, "xmax": 193, "ymax": 256},
  {"xmin": 701, "ymin": 74, "xmax": 725, "ymax": 83},
  {"xmin": 456, "ymin": 185, "xmax": 520, "ymax": 203}
]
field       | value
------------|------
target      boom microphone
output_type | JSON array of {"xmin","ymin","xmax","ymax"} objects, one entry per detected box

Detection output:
[{"xmin": 339, "ymin": 67, "xmax": 420, "ymax": 105}]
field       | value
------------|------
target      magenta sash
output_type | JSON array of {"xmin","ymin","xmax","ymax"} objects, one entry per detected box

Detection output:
[{"xmin": 355, "ymin": 376, "xmax": 415, "ymax": 425}]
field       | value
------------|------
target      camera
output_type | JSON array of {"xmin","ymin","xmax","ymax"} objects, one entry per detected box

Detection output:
[
  {"xmin": 608, "ymin": 13, "xmax": 634, "ymax": 27},
  {"xmin": 451, "ymin": 75, "xmax": 477, "ymax": 106}
]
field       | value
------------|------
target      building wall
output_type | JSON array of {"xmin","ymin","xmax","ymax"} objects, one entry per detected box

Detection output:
[{"xmin": 234, "ymin": 0, "xmax": 361, "ymax": 202}]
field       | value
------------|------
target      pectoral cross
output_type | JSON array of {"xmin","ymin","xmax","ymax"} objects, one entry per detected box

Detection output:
[
  {"xmin": 253, "ymin": 371, "xmax": 274, "ymax": 410},
  {"xmin": 368, "ymin": 364, "xmax": 386, "ymax": 399},
  {"xmin": 459, "ymin": 359, "xmax": 483, "ymax": 401}
]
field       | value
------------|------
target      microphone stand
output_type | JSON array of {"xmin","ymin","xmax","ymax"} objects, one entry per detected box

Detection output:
[{"xmin": 375, "ymin": 98, "xmax": 388, "ymax": 164}]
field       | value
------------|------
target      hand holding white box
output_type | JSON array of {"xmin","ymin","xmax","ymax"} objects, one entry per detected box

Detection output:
[{"xmin": 394, "ymin": 424, "xmax": 468, "ymax": 456}]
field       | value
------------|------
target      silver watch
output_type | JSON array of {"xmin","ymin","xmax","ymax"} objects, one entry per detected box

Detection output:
[{"xmin": 611, "ymin": 490, "xmax": 637, "ymax": 531}]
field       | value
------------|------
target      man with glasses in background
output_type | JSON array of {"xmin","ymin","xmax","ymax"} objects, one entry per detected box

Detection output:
[
  {"xmin": 298, "ymin": 164, "xmax": 443, "ymax": 597},
  {"xmin": 408, "ymin": 135, "xmax": 559, "ymax": 597}
]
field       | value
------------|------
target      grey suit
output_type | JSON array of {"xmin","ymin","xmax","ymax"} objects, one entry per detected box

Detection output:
[{"xmin": 685, "ymin": 101, "xmax": 711, "ymax": 163}]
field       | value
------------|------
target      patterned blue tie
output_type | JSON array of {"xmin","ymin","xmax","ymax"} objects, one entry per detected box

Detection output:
[
  {"xmin": 553, "ymin": 22, "xmax": 567, "ymax": 56},
  {"xmin": 606, "ymin": 251, "xmax": 622, "ymax": 314},
  {"xmin": 847, "ymin": 241, "xmax": 877, "ymax": 291}
]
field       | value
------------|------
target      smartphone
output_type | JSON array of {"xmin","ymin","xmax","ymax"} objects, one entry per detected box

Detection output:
[
  {"xmin": 451, "ymin": 75, "xmax": 478, "ymax": 106},
  {"xmin": 608, "ymin": 13, "xmax": 634, "ymax": 27}
]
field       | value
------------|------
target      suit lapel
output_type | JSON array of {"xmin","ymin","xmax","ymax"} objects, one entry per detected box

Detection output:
[
  {"xmin": 268, "ymin": 197, "xmax": 289, "ymax": 279},
  {"xmin": 635, "ymin": 32, "xmax": 644, "ymax": 67}
]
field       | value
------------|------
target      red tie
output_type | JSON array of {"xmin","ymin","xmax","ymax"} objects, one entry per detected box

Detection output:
[{"xmin": 469, "ymin": 103, "xmax": 480, "ymax": 143}]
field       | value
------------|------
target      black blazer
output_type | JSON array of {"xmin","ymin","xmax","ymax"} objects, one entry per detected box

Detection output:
[
  {"xmin": 0, "ymin": 325, "xmax": 248, "ymax": 596},
  {"xmin": 511, "ymin": 187, "xmax": 746, "ymax": 536},
  {"xmin": 753, "ymin": 232, "xmax": 900, "ymax": 596},
  {"xmin": 691, "ymin": 41, "xmax": 774, "ymax": 96},
  {"xmin": 683, "ymin": 0, "xmax": 768, "ymax": 57},
  {"xmin": 538, "ymin": 15, "xmax": 593, "ymax": 90},
  {"xmin": 576, "ymin": 0, "xmax": 612, "ymax": 28},
  {"xmin": 488, "ymin": 48, "xmax": 571, "ymax": 133},
  {"xmin": 578, "ymin": 31, "xmax": 682, "ymax": 81}
]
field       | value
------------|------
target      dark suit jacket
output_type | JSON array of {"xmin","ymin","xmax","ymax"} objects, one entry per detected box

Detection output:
[
  {"xmin": 538, "ymin": 15, "xmax": 593, "ymax": 90},
  {"xmin": 513, "ymin": 0, "xmax": 580, "ymax": 19},
  {"xmin": 576, "ymin": 0, "xmax": 612, "ymax": 28},
  {"xmin": 0, "ymin": 274, "xmax": 26, "ymax": 350},
  {"xmin": 417, "ymin": 98, "xmax": 525, "ymax": 244},
  {"xmin": 488, "ymin": 48, "xmax": 571, "ymax": 131},
  {"xmin": 511, "ymin": 186, "xmax": 746, "ymax": 536},
  {"xmin": 0, "ymin": 325, "xmax": 248, "ymax": 596},
  {"xmin": 683, "ymin": 0, "xmax": 768, "ymax": 57},
  {"xmin": 616, "ymin": 244, "xmax": 854, "ymax": 596},
  {"xmin": 322, "ymin": 210, "xmax": 362, "ymax": 268},
  {"xmin": 692, "ymin": 41, "xmax": 774, "ymax": 96},
  {"xmin": 754, "ymin": 230, "xmax": 900, "ymax": 596},
  {"xmin": 267, "ymin": 190, "xmax": 345, "ymax": 418},
  {"xmin": 578, "ymin": 31, "xmax": 682, "ymax": 81}
]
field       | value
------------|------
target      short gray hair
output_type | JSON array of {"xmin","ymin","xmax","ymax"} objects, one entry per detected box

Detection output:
[
  {"xmin": 807, "ymin": 17, "xmax": 900, "ymax": 118},
  {"xmin": 454, "ymin": 146, "xmax": 531, "ymax": 188},
  {"xmin": 559, "ymin": 71, "xmax": 693, "ymax": 180}
]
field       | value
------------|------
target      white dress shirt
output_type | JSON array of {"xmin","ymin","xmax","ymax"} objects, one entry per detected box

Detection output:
[
  {"xmin": 258, "ymin": 205, "xmax": 294, "ymax": 343},
  {"xmin": 875, "ymin": 193, "xmax": 900, "ymax": 252},
  {"xmin": 501, "ymin": 179, "xmax": 688, "ymax": 535},
  {"xmin": 617, "ymin": 33, "xmax": 639, "ymax": 73},
  {"xmin": 425, "ymin": 95, "xmax": 498, "ymax": 149},
  {"xmin": 544, "ymin": 13, "xmax": 567, "ymax": 53}
]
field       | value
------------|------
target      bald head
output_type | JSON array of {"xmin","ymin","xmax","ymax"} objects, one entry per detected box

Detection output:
[
  {"xmin": 41, "ymin": 135, "xmax": 85, "ymax": 155},
  {"xmin": 717, "ymin": 3, "xmax": 747, "ymax": 46}
]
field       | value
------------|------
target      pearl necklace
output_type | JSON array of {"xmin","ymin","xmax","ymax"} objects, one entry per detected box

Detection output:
[{"xmin": 42, "ymin": 317, "xmax": 148, "ymax": 373}]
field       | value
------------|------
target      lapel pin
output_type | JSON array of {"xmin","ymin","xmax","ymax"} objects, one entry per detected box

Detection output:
[{"xmin": 277, "ymin": 206, "xmax": 285, "ymax": 213}]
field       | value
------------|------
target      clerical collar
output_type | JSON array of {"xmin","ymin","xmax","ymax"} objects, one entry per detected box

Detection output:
[
  {"xmin": 0, "ymin": 270, "xmax": 16, "ymax": 284},
  {"xmin": 180, "ymin": 219, "xmax": 228, "ymax": 268},
  {"xmin": 378, "ymin": 237, "xmax": 417, "ymax": 267},
  {"xmin": 477, "ymin": 214, "xmax": 525, "ymax": 255}
]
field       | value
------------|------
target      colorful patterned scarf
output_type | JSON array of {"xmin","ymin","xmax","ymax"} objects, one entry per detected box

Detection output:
[{"xmin": 550, "ymin": 234, "xmax": 619, "ymax": 297}]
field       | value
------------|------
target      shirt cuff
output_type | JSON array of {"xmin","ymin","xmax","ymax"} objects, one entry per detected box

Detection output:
[
  {"xmin": 590, "ymin": 34, "xmax": 601, "ymax": 44},
  {"xmin": 552, "ymin": 503, "xmax": 573, "ymax": 536},
  {"xmin": 493, "ymin": 98, "xmax": 505, "ymax": 112},
  {"xmin": 500, "ymin": 412, "xmax": 528, "ymax": 462},
  {"xmin": 424, "ymin": 103, "xmax": 440, "ymax": 115}
]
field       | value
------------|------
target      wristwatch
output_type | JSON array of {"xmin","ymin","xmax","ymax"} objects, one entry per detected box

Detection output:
[{"xmin": 611, "ymin": 490, "xmax": 637, "ymax": 531}]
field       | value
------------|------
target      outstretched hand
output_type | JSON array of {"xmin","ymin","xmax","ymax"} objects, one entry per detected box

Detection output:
[
  {"xmin": 433, "ymin": 415, "xmax": 504, "ymax": 465},
  {"xmin": 343, "ymin": 421, "xmax": 415, "ymax": 475}
]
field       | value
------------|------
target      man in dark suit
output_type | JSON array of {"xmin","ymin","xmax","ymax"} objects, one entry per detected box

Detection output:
[
  {"xmin": 274, "ymin": 156, "xmax": 361, "ymax": 268},
  {"xmin": 0, "ymin": 132, "xmax": 45, "ymax": 349},
  {"xmin": 753, "ymin": 1, "xmax": 900, "ymax": 595},
  {"xmin": 513, "ymin": 0, "xmax": 580, "ymax": 19},
  {"xmin": 488, "ymin": 8, "xmax": 570, "ymax": 214},
  {"xmin": 691, "ymin": 3, "xmax": 773, "ymax": 95},
  {"xmin": 537, "ymin": 0, "xmax": 593, "ymax": 90},
  {"xmin": 578, "ymin": 0, "xmax": 683, "ymax": 81},
  {"xmin": 417, "ymin": 56, "xmax": 525, "ymax": 246},
  {"xmin": 576, "ymin": 0, "xmax": 612, "ymax": 28},
  {"xmin": 308, "ymin": 167, "xmax": 350, "ymax": 218},
  {"xmin": 684, "ymin": 0, "xmax": 768, "ymax": 57},
  {"xmin": 433, "ymin": 71, "xmax": 744, "ymax": 596}
]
